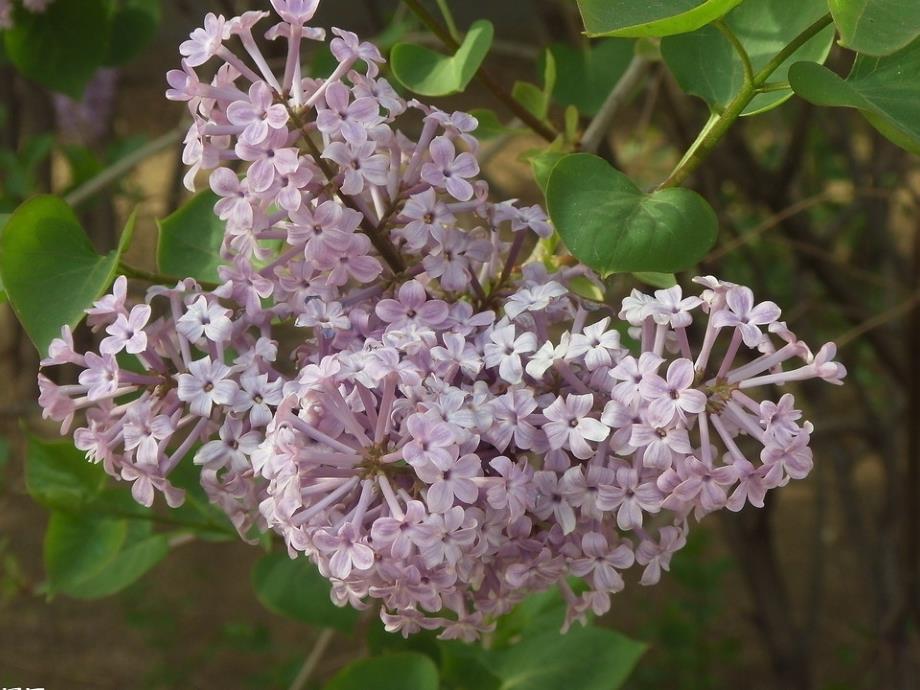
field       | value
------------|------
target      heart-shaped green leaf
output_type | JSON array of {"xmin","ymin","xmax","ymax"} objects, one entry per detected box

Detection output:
[
  {"xmin": 829, "ymin": 0, "xmax": 920, "ymax": 56},
  {"xmin": 157, "ymin": 190, "xmax": 225, "ymax": 283},
  {"xmin": 324, "ymin": 653, "xmax": 439, "ymax": 690},
  {"xmin": 662, "ymin": 0, "xmax": 835, "ymax": 116},
  {"xmin": 4, "ymin": 0, "xmax": 110, "ymax": 98},
  {"xmin": 0, "ymin": 196, "xmax": 135, "ymax": 353},
  {"xmin": 252, "ymin": 553, "xmax": 360, "ymax": 633},
  {"xmin": 546, "ymin": 154, "xmax": 718, "ymax": 274},
  {"xmin": 390, "ymin": 20, "xmax": 494, "ymax": 97},
  {"xmin": 577, "ymin": 0, "xmax": 744, "ymax": 37},
  {"xmin": 789, "ymin": 39, "xmax": 920, "ymax": 154},
  {"xmin": 544, "ymin": 40, "xmax": 634, "ymax": 117}
]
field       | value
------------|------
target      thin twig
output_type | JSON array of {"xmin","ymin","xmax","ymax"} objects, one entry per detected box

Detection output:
[
  {"xmin": 707, "ymin": 188, "xmax": 892, "ymax": 262},
  {"xmin": 580, "ymin": 56, "xmax": 650, "ymax": 154},
  {"xmin": 834, "ymin": 289, "xmax": 920, "ymax": 350},
  {"xmin": 64, "ymin": 126, "xmax": 186, "ymax": 208},
  {"xmin": 288, "ymin": 629, "xmax": 336, "ymax": 690}
]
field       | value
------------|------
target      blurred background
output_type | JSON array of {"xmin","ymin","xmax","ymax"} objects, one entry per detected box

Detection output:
[{"xmin": 1, "ymin": 1, "xmax": 919, "ymax": 688}]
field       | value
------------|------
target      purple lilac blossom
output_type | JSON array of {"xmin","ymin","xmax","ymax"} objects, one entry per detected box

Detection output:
[{"xmin": 35, "ymin": 0, "xmax": 846, "ymax": 640}]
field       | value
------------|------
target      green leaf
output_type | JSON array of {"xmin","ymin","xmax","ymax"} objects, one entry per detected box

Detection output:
[
  {"xmin": 167, "ymin": 458, "xmax": 237, "ymax": 541},
  {"xmin": 44, "ymin": 512, "xmax": 125, "ymax": 595},
  {"xmin": 512, "ymin": 49, "xmax": 557, "ymax": 121},
  {"xmin": 829, "ymin": 0, "xmax": 920, "ymax": 56},
  {"xmin": 568, "ymin": 275, "xmax": 606, "ymax": 302},
  {"xmin": 513, "ymin": 82, "xmax": 549, "ymax": 120},
  {"xmin": 390, "ymin": 20, "xmax": 494, "ymax": 97},
  {"xmin": 577, "ymin": 0, "xmax": 744, "ymax": 37},
  {"xmin": 545, "ymin": 40, "xmax": 634, "ymax": 117},
  {"xmin": 484, "ymin": 626, "xmax": 646, "ymax": 690},
  {"xmin": 661, "ymin": 0, "xmax": 836, "ymax": 115},
  {"xmin": 546, "ymin": 154, "xmax": 718, "ymax": 274},
  {"xmin": 105, "ymin": 0, "xmax": 161, "ymax": 66},
  {"xmin": 4, "ymin": 0, "xmax": 111, "ymax": 98},
  {"xmin": 0, "ymin": 196, "xmax": 130, "ymax": 352},
  {"xmin": 470, "ymin": 109, "xmax": 525, "ymax": 139},
  {"xmin": 526, "ymin": 150, "xmax": 567, "ymax": 195},
  {"xmin": 251, "ymin": 552, "xmax": 359, "ymax": 633},
  {"xmin": 324, "ymin": 653, "xmax": 439, "ymax": 690},
  {"xmin": 492, "ymin": 588, "xmax": 569, "ymax": 649},
  {"xmin": 439, "ymin": 642, "xmax": 503, "ymax": 690},
  {"xmin": 634, "ymin": 272, "xmax": 679, "ymax": 288},
  {"xmin": 156, "ymin": 190, "xmax": 225, "ymax": 283},
  {"xmin": 44, "ymin": 512, "xmax": 168, "ymax": 599},
  {"xmin": 789, "ymin": 39, "xmax": 920, "ymax": 154},
  {"xmin": 25, "ymin": 436, "xmax": 107, "ymax": 512}
]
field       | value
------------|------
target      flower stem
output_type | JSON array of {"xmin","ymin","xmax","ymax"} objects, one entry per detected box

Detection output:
[
  {"xmin": 400, "ymin": 0, "xmax": 558, "ymax": 143},
  {"xmin": 658, "ymin": 13, "xmax": 833, "ymax": 190}
]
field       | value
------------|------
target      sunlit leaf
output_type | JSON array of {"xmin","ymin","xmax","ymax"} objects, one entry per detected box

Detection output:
[{"xmin": 390, "ymin": 20, "xmax": 494, "ymax": 97}]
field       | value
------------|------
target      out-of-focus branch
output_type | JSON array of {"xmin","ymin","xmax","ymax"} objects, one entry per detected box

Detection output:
[
  {"xmin": 834, "ymin": 290, "xmax": 920, "ymax": 350},
  {"xmin": 288, "ymin": 629, "xmax": 335, "ymax": 690},
  {"xmin": 580, "ymin": 56, "xmax": 650, "ymax": 154},
  {"xmin": 64, "ymin": 126, "xmax": 186, "ymax": 208}
]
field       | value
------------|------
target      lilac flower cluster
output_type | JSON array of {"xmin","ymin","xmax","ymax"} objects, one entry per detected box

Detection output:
[{"xmin": 36, "ymin": 0, "xmax": 846, "ymax": 639}]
